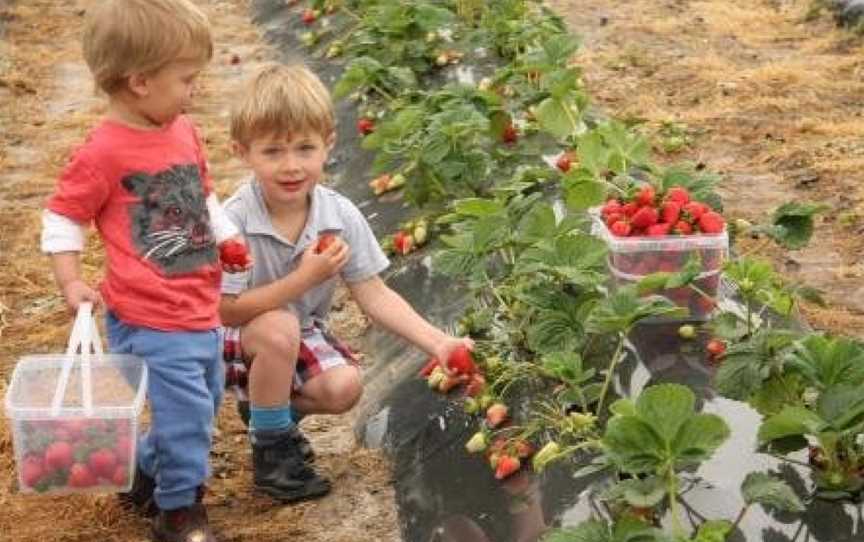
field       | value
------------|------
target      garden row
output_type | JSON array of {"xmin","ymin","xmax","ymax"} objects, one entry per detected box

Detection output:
[{"xmin": 295, "ymin": 1, "xmax": 860, "ymax": 541}]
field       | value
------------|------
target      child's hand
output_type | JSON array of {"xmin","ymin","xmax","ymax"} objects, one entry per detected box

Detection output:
[
  {"xmin": 298, "ymin": 235, "xmax": 350, "ymax": 285},
  {"xmin": 219, "ymin": 237, "xmax": 254, "ymax": 273},
  {"xmin": 62, "ymin": 279, "xmax": 102, "ymax": 312},
  {"xmin": 434, "ymin": 336, "xmax": 475, "ymax": 377}
]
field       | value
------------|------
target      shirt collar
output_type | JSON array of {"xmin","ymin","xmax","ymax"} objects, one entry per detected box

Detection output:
[{"xmin": 244, "ymin": 181, "xmax": 343, "ymax": 246}]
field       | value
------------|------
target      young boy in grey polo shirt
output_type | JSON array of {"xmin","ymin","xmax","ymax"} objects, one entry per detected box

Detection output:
[{"xmin": 219, "ymin": 64, "xmax": 473, "ymax": 503}]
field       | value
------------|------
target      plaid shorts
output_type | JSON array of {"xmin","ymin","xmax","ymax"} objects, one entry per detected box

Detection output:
[{"xmin": 223, "ymin": 324, "xmax": 359, "ymax": 402}]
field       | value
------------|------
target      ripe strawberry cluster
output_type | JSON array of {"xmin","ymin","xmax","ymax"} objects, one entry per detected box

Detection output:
[
  {"xmin": 601, "ymin": 185, "xmax": 725, "ymax": 238},
  {"xmin": 17, "ymin": 418, "xmax": 133, "ymax": 492}
]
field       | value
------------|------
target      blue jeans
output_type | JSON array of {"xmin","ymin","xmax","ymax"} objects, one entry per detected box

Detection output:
[{"xmin": 106, "ymin": 312, "xmax": 223, "ymax": 510}]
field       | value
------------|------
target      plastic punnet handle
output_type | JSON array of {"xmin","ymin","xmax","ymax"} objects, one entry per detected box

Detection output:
[
  {"xmin": 81, "ymin": 309, "xmax": 106, "ymax": 416},
  {"xmin": 50, "ymin": 302, "xmax": 93, "ymax": 416}
]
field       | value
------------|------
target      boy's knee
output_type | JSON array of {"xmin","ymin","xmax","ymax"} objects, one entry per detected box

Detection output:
[
  {"xmin": 244, "ymin": 310, "xmax": 300, "ymax": 356},
  {"xmin": 321, "ymin": 370, "xmax": 362, "ymax": 413}
]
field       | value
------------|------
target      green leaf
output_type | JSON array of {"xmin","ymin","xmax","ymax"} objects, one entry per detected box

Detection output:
[
  {"xmin": 517, "ymin": 204, "xmax": 558, "ymax": 245},
  {"xmin": 618, "ymin": 476, "xmax": 668, "ymax": 508},
  {"xmin": 526, "ymin": 306, "xmax": 586, "ymax": 355},
  {"xmin": 714, "ymin": 354, "xmax": 763, "ymax": 401},
  {"xmin": 537, "ymin": 97, "xmax": 578, "ymax": 140},
  {"xmin": 578, "ymin": 132, "xmax": 610, "ymax": 176},
  {"xmin": 816, "ymin": 384, "xmax": 864, "ymax": 430},
  {"xmin": 757, "ymin": 406, "xmax": 825, "ymax": 444},
  {"xmin": 741, "ymin": 472, "xmax": 806, "ymax": 513},
  {"xmin": 672, "ymin": 413, "xmax": 730, "ymax": 466},
  {"xmin": 636, "ymin": 383, "xmax": 696, "ymax": 443},
  {"xmin": 541, "ymin": 519, "xmax": 611, "ymax": 542},
  {"xmin": 603, "ymin": 416, "xmax": 665, "ymax": 473},
  {"xmin": 453, "ymin": 198, "xmax": 505, "ymax": 218},
  {"xmin": 609, "ymin": 398, "xmax": 637, "ymax": 418},
  {"xmin": 693, "ymin": 520, "xmax": 733, "ymax": 542},
  {"xmin": 563, "ymin": 168, "xmax": 608, "ymax": 211},
  {"xmin": 785, "ymin": 334, "xmax": 864, "ymax": 389},
  {"xmin": 767, "ymin": 202, "xmax": 827, "ymax": 249}
]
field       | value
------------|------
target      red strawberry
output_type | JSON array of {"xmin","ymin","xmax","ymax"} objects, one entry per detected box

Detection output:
[
  {"xmin": 601, "ymin": 199, "xmax": 623, "ymax": 217},
  {"xmin": 67, "ymin": 463, "xmax": 97, "ymax": 488},
  {"xmin": 646, "ymin": 223, "xmax": 672, "ymax": 237},
  {"xmin": 114, "ymin": 435, "xmax": 132, "ymax": 465},
  {"xmin": 604, "ymin": 212, "xmax": 624, "ymax": 228},
  {"xmin": 21, "ymin": 455, "xmax": 44, "ymax": 487},
  {"xmin": 315, "ymin": 233, "xmax": 337, "ymax": 254},
  {"xmin": 635, "ymin": 186, "xmax": 656, "ymax": 207},
  {"xmin": 44, "ymin": 441, "xmax": 74, "ymax": 471},
  {"xmin": 631, "ymin": 206, "xmax": 659, "ymax": 229},
  {"xmin": 494, "ymin": 455, "xmax": 521, "ymax": 479},
  {"xmin": 88, "ymin": 448, "xmax": 118, "ymax": 480},
  {"xmin": 673, "ymin": 220, "xmax": 693, "ymax": 235},
  {"xmin": 698, "ymin": 211, "xmax": 725, "ymax": 234},
  {"xmin": 393, "ymin": 230, "xmax": 413, "ymax": 255},
  {"xmin": 682, "ymin": 202, "xmax": 708, "ymax": 220},
  {"xmin": 502, "ymin": 124, "xmax": 518, "ymax": 144},
  {"xmin": 555, "ymin": 153, "xmax": 572, "ymax": 172},
  {"xmin": 621, "ymin": 202, "xmax": 639, "ymax": 217},
  {"xmin": 665, "ymin": 186, "xmax": 690, "ymax": 205},
  {"xmin": 357, "ymin": 117, "xmax": 375, "ymax": 135},
  {"xmin": 219, "ymin": 239, "xmax": 250, "ymax": 267},
  {"xmin": 486, "ymin": 403, "xmax": 509, "ymax": 428},
  {"xmin": 111, "ymin": 465, "xmax": 129, "ymax": 487},
  {"xmin": 706, "ymin": 338, "xmax": 726, "ymax": 359},
  {"xmin": 447, "ymin": 345, "xmax": 476, "ymax": 375},
  {"xmin": 513, "ymin": 439, "xmax": 534, "ymax": 459},
  {"xmin": 419, "ymin": 358, "xmax": 440, "ymax": 377},
  {"xmin": 610, "ymin": 220, "xmax": 631, "ymax": 237},
  {"xmin": 661, "ymin": 201, "xmax": 681, "ymax": 224},
  {"xmin": 301, "ymin": 8, "xmax": 317, "ymax": 25}
]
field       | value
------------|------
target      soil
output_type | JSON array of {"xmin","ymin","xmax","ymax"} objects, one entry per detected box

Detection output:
[
  {"xmin": 0, "ymin": 1, "xmax": 397, "ymax": 541},
  {"xmin": 2, "ymin": 1, "xmax": 864, "ymax": 541}
]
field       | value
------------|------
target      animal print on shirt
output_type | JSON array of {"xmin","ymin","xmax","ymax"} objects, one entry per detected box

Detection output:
[{"xmin": 122, "ymin": 164, "xmax": 216, "ymax": 275}]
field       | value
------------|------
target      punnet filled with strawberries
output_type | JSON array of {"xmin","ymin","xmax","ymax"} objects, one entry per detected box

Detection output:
[
  {"xmin": 4, "ymin": 303, "xmax": 147, "ymax": 495},
  {"xmin": 592, "ymin": 184, "xmax": 729, "ymax": 320}
]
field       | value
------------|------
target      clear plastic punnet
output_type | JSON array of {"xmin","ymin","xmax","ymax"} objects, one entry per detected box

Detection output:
[
  {"xmin": 590, "ymin": 207, "xmax": 730, "ymax": 321},
  {"xmin": 4, "ymin": 303, "xmax": 147, "ymax": 495}
]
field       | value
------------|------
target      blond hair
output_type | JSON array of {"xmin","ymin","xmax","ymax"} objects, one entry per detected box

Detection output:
[
  {"xmin": 231, "ymin": 63, "xmax": 335, "ymax": 146},
  {"xmin": 83, "ymin": 0, "xmax": 213, "ymax": 94}
]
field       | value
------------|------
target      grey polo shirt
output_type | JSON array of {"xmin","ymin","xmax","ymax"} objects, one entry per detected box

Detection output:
[{"xmin": 221, "ymin": 180, "xmax": 390, "ymax": 328}]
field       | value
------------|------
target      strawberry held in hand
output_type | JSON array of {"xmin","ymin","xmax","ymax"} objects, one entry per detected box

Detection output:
[
  {"xmin": 220, "ymin": 239, "xmax": 251, "ymax": 267},
  {"xmin": 315, "ymin": 233, "xmax": 337, "ymax": 254},
  {"xmin": 447, "ymin": 344, "xmax": 476, "ymax": 375}
]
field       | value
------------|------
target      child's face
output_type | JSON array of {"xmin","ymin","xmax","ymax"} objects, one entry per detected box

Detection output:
[
  {"xmin": 239, "ymin": 130, "xmax": 333, "ymax": 209},
  {"xmin": 131, "ymin": 56, "xmax": 206, "ymax": 126}
]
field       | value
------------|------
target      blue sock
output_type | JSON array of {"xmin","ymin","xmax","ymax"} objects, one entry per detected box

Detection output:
[
  {"xmin": 249, "ymin": 404, "xmax": 295, "ymax": 432},
  {"xmin": 289, "ymin": 406, "xmax": 305, "ymax": 423}
]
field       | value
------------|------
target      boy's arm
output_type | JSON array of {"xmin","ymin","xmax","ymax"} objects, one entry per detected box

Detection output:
[
  {"xmin": 220, "ymin": 239, "xmax": 350, "ymax": 327},
  {"xmin": 347, "ymin": 275, "xmax": 471, "ymax": 362},
  {"xmin": 41, "ymin": 210, "xmax": 100, "ymax": 311}
]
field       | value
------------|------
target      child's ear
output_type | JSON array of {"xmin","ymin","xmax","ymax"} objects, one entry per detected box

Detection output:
[
  {"xmin": 127, "ymin": 72, "xmax": 151, "ymax": 98},
  {"xmin": 231, "ymin": 141, "xmax": 248, "ymax": 160},
  {"xmin": 325, "ymin": 132, "xmax": 337, "ymax": 152}
]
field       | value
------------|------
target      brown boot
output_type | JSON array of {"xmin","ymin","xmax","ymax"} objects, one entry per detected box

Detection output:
[{"xmin": 151, "ymin": 503, "xmax": 216, "ymax": 542}]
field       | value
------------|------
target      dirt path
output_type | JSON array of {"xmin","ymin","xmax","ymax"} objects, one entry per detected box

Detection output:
[
  {"xmin": 0, "ymin": 1, "xmax": 398, "ymax": 541},
  {"xmin": 549, "ymin": 0, "xmax": 864, "ymax": 335}
]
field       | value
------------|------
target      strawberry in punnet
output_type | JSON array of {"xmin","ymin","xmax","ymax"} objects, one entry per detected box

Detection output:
[
  {"xmin": 601, "ymin": 199, "xmax": 622, "ymax": 217},
  {"xmin": 220, "ymin": 239, "xmax": 250, "ymax": 267},
  {"xmin": 495, "ymin": 455, "xmax": 521, "ymax": 480},
  {"xmin": 621, "ymin": 202, "xmax": 639, "ymax": 217},
  {"xmin": 356, "ymin": 117, "xmax": 375, "ymax": 135},
  {"xmin": 673, "ymin": 220, "xmax": 693, "ymax": 235},
  {"xmin": 111, "ymin": 465, "xmax": 129, "ymax": 487},
  {"xmin": 555, "ymin": 152, "xmax": 573, "ymax": 173},
  {"xmin": 68, "ymin": 463, "xmax": 98, "ymax": 488},
  {"xmin": 447, "ymin": 345, "xmax": 476, "ymax": 375},
  {"xmin": 88, "ymin": 448, "xmax": 118, "ymax": 480},
  {"xmin": 486, "ymin": 403, "xmax": 509, "ymax": 428},
  {"xmin": 501, "ymin": 123, "xmax": 518, "ymax": 144},
  {"xmin": 646, "ymin": 223, "xmax": 672, "ymax": 237},
  {"xmin": 698, "ymin": 211, "xmax": 725, "ymax": 234},
  {"xmin": 393, "ymin": 230, "xmax": 413, "ymax": 255},
  {"xmin": 114, "ymin": 435, "xmax": 132, "ymax": 465},
  {"xmin": 631, "ymin": 206, "xmax": 659, "ymax": 230},
  {"xmin": 682, "ymin": 201, "xmax": 708, "ymax": 220},
  {"xmin": 44, "ymin": 441, "xmax": 74, "ymax": 471},
  {"xmin": 21, "ymin": 455, "xmax": 44, "ymax": 488},
  {"xmin": 610, "ymin": 220, "xmax": 632, "ymax": 237},
  {"xmin": 661, "ymin": 201, "xmax": 681, "ymax": 225},
  {"xmin": 635, "ymin": 186, "xmax": 656, "ymax": 207},
  {"xmin": 665, "ymin": 186, "xmax": 691, "ymax": 205},
  {"xmin": 604, "ymin": 212, "xmax": 625, "ymax": 228}
]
